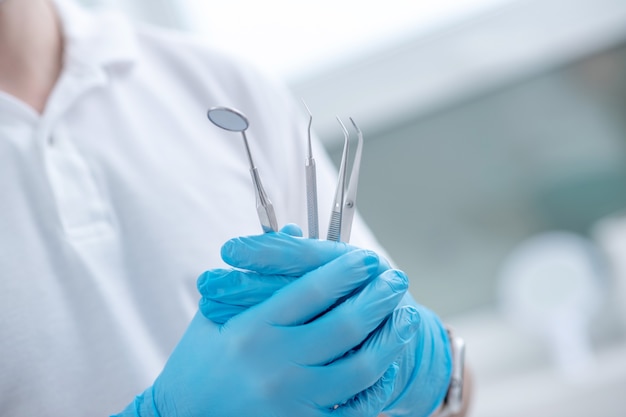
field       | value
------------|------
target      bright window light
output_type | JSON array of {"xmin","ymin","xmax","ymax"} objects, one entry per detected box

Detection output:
[{"xmin": 185, "ymin": 0, "xmax": 517, "ymax": 81}]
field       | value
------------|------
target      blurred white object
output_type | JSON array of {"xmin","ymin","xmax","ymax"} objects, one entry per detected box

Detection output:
[
  {"xmin": 497, "ymin": 231, "xmax": 606, "ymax": 379},
  {"xmin": 77, "ymin": 0, "xmax": 190, "ymax": 30},
  {"xmin": 593, "ymin": 214, "xmax": 626, "ymax": 331}
]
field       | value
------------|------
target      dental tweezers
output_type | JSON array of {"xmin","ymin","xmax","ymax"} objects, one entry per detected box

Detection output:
[{"xmin": 327, "ymin": 117, "xmax": 363, "ymax": 243}]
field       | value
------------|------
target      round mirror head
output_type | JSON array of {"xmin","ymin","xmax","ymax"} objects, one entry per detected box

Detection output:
[{"xmin": 207, "ymin": 106, "xmax": 249, "ymax": 132}]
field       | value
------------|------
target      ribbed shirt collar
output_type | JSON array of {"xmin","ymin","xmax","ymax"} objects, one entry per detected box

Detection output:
[{"xmin": 51, "ymin": 0, "xmax": 138, "ymax": 73}]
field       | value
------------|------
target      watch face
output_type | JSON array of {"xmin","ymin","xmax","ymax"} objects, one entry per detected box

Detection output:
[
  {"xmin": 446, "ymin": 337, "xmax": 465, "ymax": 413},
  {"xmin": 438, "ymin": 328, "xmax": 465, "ymax": 417}
]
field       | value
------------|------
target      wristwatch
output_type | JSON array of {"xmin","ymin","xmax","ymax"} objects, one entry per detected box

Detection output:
[{"xmin": 431, "ymin": 327, "xmax": 466, "ymax": 417}]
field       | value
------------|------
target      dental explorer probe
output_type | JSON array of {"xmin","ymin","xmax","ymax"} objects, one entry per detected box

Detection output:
[
  {"xmin": 207, "ymin": 106, "xmax": 278, "ymax": 233},
  {"xmin": 302, "ymin": 100, "xmax": 319, "ymax": 239}
]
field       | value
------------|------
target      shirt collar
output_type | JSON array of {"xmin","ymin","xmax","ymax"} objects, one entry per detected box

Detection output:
[{"xmin": 51, "ymin": 0, "xmax": 138, "ymax": 73}]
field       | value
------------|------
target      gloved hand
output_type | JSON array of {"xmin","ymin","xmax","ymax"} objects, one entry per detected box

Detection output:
[
  {"xmin": 197, "ymin": 225, "xmax": 452, "ymax": 417},
  {"xmin": 113, "ymin": 248, "xmax": 421, "ymax": 417}
]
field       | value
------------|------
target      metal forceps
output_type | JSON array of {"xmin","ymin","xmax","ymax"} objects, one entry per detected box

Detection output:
[
  {"xmin": 303, "ymin": 102, "xmax": 363, "ymax": 243},
  {"xmin": 327, "ymin": 117, "xmax": 363, "ymax": 242}
]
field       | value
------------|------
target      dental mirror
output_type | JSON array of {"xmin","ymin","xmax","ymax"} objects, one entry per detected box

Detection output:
[
  {"xmin": 208, "ymin": 106, "xmax": 255, "ymax": 168},
  {"xmin": 207, "ymin": 107, "xmax": 249, "ymax": 132},
  {"xmin": 206, "ymin": 105, "xmax": 278, "ymax": 233}
]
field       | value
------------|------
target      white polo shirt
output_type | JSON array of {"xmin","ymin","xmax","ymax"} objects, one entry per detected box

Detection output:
[{"xmin": 0, "ymin": 1, "xmax": 383, "ymax": 415}]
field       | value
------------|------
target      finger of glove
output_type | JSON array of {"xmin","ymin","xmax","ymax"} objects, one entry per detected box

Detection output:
[
  {"xmin": 291, "ymin": 269, "xmax": 408, "ymax": 365},
  {"xmin": 198, "ymin": 268, "xmax": 293, "ymax": 305},
  {"xmin": 327, "ymin": 363, "xmax": 399, "ymax": 417},
  {"xmin": 198, "ymin": 299, "xmax": 247, "ymax": 324},
  {"xmin": 306, "ymin": 306, "xmax": 420, "ymax": 406},
  {"xmin": 221, "ymin": 232, "xmax": 390, "ymax": 276},
  {"xmin": 383, "ymin": 305, "xmax": 453, "ymax": 417},
  {"xmin": 197, "ymin": 269, "xmax": 295, "ymax": 323},
  {"xmin": 280, "ymin": 223, "xmax": 303, "ymax": 237},
  {"xmin": 250, "ymin": 249, "xmax": 381, "ymax": 326}
]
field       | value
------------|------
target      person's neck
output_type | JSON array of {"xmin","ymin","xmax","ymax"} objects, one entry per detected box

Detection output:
[{"xmin": 0, "ymin": 0, "xmax": 63, "ymax": 114}]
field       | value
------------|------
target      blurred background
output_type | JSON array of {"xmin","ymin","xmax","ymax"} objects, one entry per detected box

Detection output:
[{"xmin": 78, "ymin": 0, "xmax": 626, "ymax": 415}]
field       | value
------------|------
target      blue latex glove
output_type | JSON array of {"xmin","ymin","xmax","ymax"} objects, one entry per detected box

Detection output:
[
  {"xmin": 113, "ymin": 248, "xmax": 421, "ymax": 417},
  {"xmin": 197, "ymin": 225, "xmax": 452, "ymax": 417}
]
